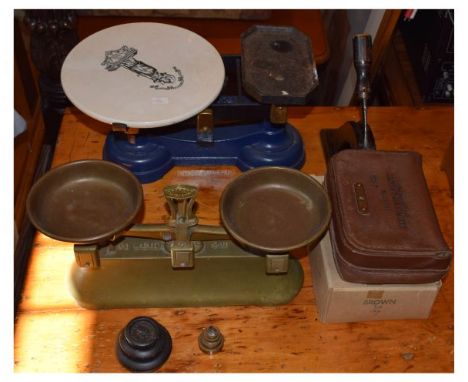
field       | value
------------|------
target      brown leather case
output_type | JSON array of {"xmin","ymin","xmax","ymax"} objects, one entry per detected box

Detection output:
[{"xmin": 326, "ymin": 149, "xmax": 451, "ymax": 284}]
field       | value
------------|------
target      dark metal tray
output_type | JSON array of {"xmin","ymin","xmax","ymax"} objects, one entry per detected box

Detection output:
[{"xmin": 241, "ymin": 25, "xmax": 318, "ymax": 105}]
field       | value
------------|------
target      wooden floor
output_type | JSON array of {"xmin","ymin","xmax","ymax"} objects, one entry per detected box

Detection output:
[{"xmin": 14, "ymin": 106, "xmax": 454, "ymax": 372}]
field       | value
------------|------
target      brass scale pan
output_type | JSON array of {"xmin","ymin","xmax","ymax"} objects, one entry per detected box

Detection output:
[{"xmin": 27, "ymin": 160, "xmax": 331, "ymax": 253}]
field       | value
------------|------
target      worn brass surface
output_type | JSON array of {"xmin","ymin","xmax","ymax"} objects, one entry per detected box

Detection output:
[
  {"xmin": 266, "ymin": 254, "xmax": 289, "ymax": 274},
  {"xmin": 196, "ymin": 108, "xmax": 214, "ymax": 143},
  {"xmin": 111, "ymin": 123, "xmax": 140, "ymax": 144},
  {"xmin": 164, "ymin": 184, "xmax": 198, "ymax": 227},
  {"xmin": 270, "ymin": 105, "xmax": 288, "ymax": 124},
  {"xmin": 220, "ymin": 167, "xmax": 331, "ymax": 254},
  {"xmin": 69, "ymin": 237, "xmax": 304, "ymax": 308},
  {"xmin": 198, "ymin": 326, "xmax": 224, "ymax": 354},
  {"xmin": 27, "ymin": 160, "xmax": 143, "ymax": 244},
  {"xmin": 121, "ymin": 224, "xmax": 230, "ymax": 242},
  {"xmin": 74, "ymin": 245, "xmax": 100, "ymax": 269},
  {"xmin": 353, "ymin": 182, "xmax": 369, "ymax": 214}
]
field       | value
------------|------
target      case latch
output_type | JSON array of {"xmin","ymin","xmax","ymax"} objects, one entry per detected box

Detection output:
[{"xmin": 354, "ymin": 182, "xmax": 369, "ymax": 214}]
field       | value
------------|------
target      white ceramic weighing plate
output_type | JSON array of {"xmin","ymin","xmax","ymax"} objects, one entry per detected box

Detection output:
[{"xmin": 61, "ymin": 22, "xmax": 225, "ymax": 128}]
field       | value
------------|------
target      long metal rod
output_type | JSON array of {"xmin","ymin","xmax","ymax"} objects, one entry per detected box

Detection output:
[
  {"xmin": 361, "ymin": 97, "xmax": 369, "ymax": 149},
  {"xmin": 353, "ymin": 34, "xmax": 372, "ymax": 150},
  {"xmin": 121, "ymin": 223, "xmax": 230, "ymax": 242}
]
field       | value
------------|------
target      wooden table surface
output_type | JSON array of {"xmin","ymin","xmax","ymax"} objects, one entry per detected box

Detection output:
[{"xmin": 14, "ymin": 106, "xmax": 454, "ymax": 373}]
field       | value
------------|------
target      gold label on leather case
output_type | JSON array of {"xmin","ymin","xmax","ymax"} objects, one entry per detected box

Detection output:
[{"xmin": 353, "ymin": 182, "xmax": 369, "ymax": 214}]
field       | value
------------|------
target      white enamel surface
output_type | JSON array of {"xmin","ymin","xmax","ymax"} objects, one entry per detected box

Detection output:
[{"xmin": 61, "ymin": 23, "xmax": 225, "ymax": 128}]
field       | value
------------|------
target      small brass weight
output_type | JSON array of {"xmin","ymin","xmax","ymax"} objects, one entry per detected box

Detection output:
[{"xmin": 27, "ymin": 160, "xmax": 331, "ymax": 309}]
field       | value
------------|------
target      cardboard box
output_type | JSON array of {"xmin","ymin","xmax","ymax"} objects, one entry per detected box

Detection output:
[{"xmin": 309, "ymin": 232, "xmax": 441, "ymax": 323}]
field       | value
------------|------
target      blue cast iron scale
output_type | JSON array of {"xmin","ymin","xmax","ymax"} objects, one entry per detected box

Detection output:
[{"xmin": 62, "ymin": 24, "xmax": 319, "ymax": 183}]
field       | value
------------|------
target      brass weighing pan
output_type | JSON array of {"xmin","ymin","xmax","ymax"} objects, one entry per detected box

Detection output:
[
  {"xmin": 27, "ymin": 160, "xmax": 143, "ymax": 244},
  {"xmin": 220, "ymin": 167, "xmax": 331, "ymax": 254}
]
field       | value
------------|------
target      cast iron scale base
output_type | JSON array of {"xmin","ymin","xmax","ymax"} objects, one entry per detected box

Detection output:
[
  {"xmin": 72, "ymin": 237, "xmax": 304, "ymax": 308},
  {"xmin": 28, "ymin": 161, "xmax": 330, "ymax": 309},
  {"xmin": 103, "ymin": 105, "xmax": 306, "ymax": 183},
  {"xmin": 71, "ymin": 178, "xmax": 306, "ymax": 308}
]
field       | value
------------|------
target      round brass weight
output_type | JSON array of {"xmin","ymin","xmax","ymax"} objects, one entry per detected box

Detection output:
[{"xmin": 198, "ymin": 326, "xmax": 224, "ymax": 355}]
